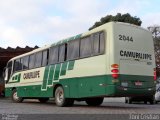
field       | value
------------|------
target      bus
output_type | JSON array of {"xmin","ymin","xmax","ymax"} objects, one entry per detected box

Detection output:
[{"xmin": 4, "ymin": 22, "xmax": 156, "ymax": 106}]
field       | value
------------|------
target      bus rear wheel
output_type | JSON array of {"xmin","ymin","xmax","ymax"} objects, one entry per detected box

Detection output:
[
  {"xmin": 85, "ymin": 97, "xmax": 104, "ymax": 106},
  {"xmin": 55, "ymin": 86, "xmax": 74, "ymax": 107},
  {"xmin": 12, "ymin": 89, "xmax": 23, "ymax": 103},
  {"xmin": 38, "ymin": 98, "xmax": 49, "ymax": 103},
  {"xmin": 125, "ymin": 97, "xmax": 128, "ymax": 103}
]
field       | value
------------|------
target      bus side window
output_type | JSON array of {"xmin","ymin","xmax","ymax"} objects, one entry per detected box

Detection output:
[
  {"xmin": 99, "ymin": 32, "xmax": 105, "ymax": 53},
  {"xmin": 42, "ymin": 50, "xmax": 48, "ymax": 66},
  {"xmin": 92, "ymin": 33, "xmax": 99, "ymax": 55},
  {"xmin": 13, "ymin": 59, "xmax": 22, "ymax": 72},
  {"xmin": 49, "ymin": 46, "xmax": 59, "ymax": 65},
  {"xmin": 92, "ymin": 32, "xmax": 105, "ymax": 55},
  {"xmin": 29, "ymin": 54, "xmax": 35, "ymax": 69},
  {"xmin": 35, "ymin": 52, "xmax": 42, "ymax": 68},
  {"xmin": 59, "ymin": 44, "xmax": 66, "ymax": 62},
  {"xmin": 80, "ymin": 36, "xmax": 92, "ymax": 58},
  {"xmin": 67, "ymin": 39, "xmax": 80, "ymax": 60},
  {"xmin": 22, "ymin": 56, "xmax": 29, "ymax": 70}
]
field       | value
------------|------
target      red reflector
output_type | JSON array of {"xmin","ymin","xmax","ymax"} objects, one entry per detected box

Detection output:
[
  {"xmin": 111, "ymin": 69, "xmax": 119, "ymax": 73},
  {"xmin": 111, "ymin": 64, "xmax": 119, "ymax": 68},
  {"xmin": 112, "ymin": 74, "xmax": 119, "ymax": 79}
]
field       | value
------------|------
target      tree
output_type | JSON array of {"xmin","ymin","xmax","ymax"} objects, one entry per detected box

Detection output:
[
  {"xmin": 148, "ymin": 26, "xmax": 160, "ymax": 38},
  {"xmin": 148, "ymin": 26, "xmax": 160, "ymax": 76},
  {"xmin": 89, "ymin": 13, "xmax": 142, "ymax": 30}
]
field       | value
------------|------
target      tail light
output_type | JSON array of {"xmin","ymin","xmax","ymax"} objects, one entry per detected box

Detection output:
[
  {"xmin": 154, "ymin": 68, "xmax": 157, "ymax": 81},
  {"xmin": 111, "ymin": 64, "xmax": 119, "ymax": 79},
  {"xmin": 111, "ymin": 64, "xmax": 119, "ymax": 68},
  {"xmin": 111, "ymin": 69, "xmax": 119, "ymax": 73}
]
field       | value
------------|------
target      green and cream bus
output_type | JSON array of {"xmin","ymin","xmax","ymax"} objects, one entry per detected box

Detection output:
[{"xmin": 4, "ymin": 22, "xmax": 156, "ymax": 106}]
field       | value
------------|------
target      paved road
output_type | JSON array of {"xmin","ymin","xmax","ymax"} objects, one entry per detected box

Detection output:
[
  {"xmin": 0, "ymin": 97, "xmax": 160, "ymax": 120},
  {"xmin": 0, "ymin": 97, "xmax": 159, "ymax": 114}
]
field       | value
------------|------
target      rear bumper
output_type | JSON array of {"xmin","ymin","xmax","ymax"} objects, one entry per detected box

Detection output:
[
  {"xmin": 105, "ymin": 85, "xmax": 155, "ymax": 97},
  {"xmin": 118, "ymin": 86, "xmax": 155, "ymax": 97},
  {"xmin": 127, "ymin": 96, "xmax": 154, "ymax": 102}
]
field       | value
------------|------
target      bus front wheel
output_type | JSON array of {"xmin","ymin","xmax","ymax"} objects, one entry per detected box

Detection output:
[
  {"xmin": 12, "ymin": 89, "xmax": 23, "ymax": 103},
  {"xmin": 55, "ymin": 86, "xmax": 74, "ymax": 107},
  {"xmin": 85, "ymin": 97, "xmax": 104, "ymax": 106}
]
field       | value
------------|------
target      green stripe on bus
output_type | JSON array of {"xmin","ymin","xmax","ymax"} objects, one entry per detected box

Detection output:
[
  {"xmin": 67, "ymin": 36, "xmax": 75, "ymax": 41},
  {"xmin": 5, "ymin": 75, "xmax": 155, "ymax": 98},
  {"xmin": 68, "ymin": 61, "xmax": 75, "ymax": 70},
  {"xmin": 60, "ymin": 62, "xmax": 68, "ymax": 76},
  {"xmin": 54, "ymin": 64, "xmax": 61, "ymax": 80},
  {"xmin": 47, "ymin": 65, "xmax": 55, "ymax": 85},
  {"xmin": 10, "ymin": 73, "xmax": 21, "ymax": 83},
  {"xmin": 74, "ymin": 34, "xmax": 82, "ymax": 39},
  {"xmin": 42, "ymin": 66, "xmax": 50, "ymax": 89},
  {"xmin": 51, "ymin": 34, "xmax": 82, "ymax": 46}
]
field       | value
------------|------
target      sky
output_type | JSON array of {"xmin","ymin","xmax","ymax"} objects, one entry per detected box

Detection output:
[{"xmin": 0, "ymin": 0, "xmax": 160, "ymax": 48}]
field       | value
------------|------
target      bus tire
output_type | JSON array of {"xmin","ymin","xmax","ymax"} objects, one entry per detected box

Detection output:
[
  {"xmin": 12, "ymin": 89, "xmax": 23, "ymax": 103},
  {"xmin": 128, "ymin": 98, "xmax": 132, "ymax": 104},
  {"xmin": 38, "ymin": 98, "xmax": 49, "ymax": 103},
  {"xmin": 55, "ymin": 86, "xmax": 74, "ymax": 107},
  {"xmin": 125, "ymin": 97, "xmax": 128, "ymax": 103},
  {"xmin": 1, "ymin": 91, "xmax": 5, "ymax": 97},
  {"xmin": 149, "ymin": 100, "xmax": 154, "ymax": 105},
  {"xmin": 144, "ymin": 101, "xmax": 147, "ymax": 104},
  {"xmin": 85, "ymin": 97, "xmax": 104, "ymax": 106}
]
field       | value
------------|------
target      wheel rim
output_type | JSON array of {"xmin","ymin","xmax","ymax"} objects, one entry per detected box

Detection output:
[
  {"xmin": 13, "ymin": 91, "xmax": 19, "ymax": 101},
  {"xmin": 56, "ymin": 90, "xmax": 64, "ymax": 103}
]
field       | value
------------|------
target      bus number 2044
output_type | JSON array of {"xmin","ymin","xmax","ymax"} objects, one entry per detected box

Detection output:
[{"xmin": 119, "ymin": 35, "xmax": 133, "ymax": 42}]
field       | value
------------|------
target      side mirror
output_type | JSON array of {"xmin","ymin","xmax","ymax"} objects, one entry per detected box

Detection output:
[
  {"xmin": 4, "ymin": 68, "xmax": 8, "ymax": 82},
  {"xmin": 2, "ymin": 67, "xmax": 6, "ymax": 79}
]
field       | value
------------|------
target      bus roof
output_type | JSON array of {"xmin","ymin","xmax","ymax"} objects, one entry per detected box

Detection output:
[{"xmin": 9, "ymin": 22, "xmax": 150, "ymax": 61}]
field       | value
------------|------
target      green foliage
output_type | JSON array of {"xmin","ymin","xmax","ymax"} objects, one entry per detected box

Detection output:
[
  {"xmin": 89, "ymin": 13, "xmax": 142, "ymax": 30},
  {"xmin": 153, "ymin": 37, "xmax": 160, "ymax": 69}
]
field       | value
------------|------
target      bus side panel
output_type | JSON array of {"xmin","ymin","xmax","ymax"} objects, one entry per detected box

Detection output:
[
  {"xmin": 59, "ymin": 75, "xmax": 116, "ymax": 98},
  {"xmin": 5, "ymin": 87, "xmax": 12, "ymax": 97},
  {"xmin": 17, "ymin": 85, "xmax": 53, "ymax": 97},
  {"xmin": 56, "ymin": 80, "xmax": 71, "ymax": 98}
]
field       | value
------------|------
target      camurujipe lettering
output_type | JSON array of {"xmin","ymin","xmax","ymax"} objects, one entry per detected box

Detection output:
[
  {"xmin": 120, "ymin": 50, "xmax": 152, "ymax": 60},
  {"xmin": 23, "ymin": 71, "xmax": 40, "ymax": 79}
]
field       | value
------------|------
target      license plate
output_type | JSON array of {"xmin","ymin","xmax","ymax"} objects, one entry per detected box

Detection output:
[
  {"xmin": 135, "ymin": 81, "xmax": 142, "ymax": 86},
  {"xmin": 121, "ymin": 82, "xmax": 128, "ymax": 87}
]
